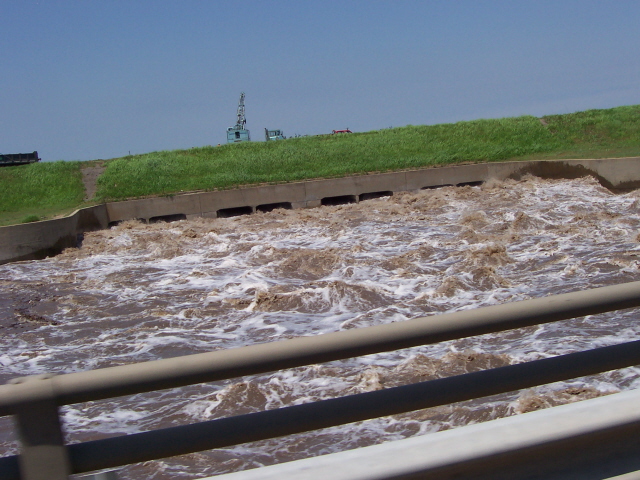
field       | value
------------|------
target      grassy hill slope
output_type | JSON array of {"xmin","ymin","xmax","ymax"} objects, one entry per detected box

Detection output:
[
  {"xmin": 0, "ymin": 161, "xmax": 84, "ymax": 226},
  {"xmin": 1, "ymin": 104, "xmax": 639, "ymax": 226}
]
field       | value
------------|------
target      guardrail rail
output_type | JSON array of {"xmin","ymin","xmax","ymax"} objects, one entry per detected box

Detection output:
[{"xmin": 1, "ymin": 281, "xmax": 640, "ymax": 479}]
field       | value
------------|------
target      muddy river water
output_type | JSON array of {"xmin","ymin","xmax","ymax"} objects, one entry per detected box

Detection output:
[{"xmin": 1, "ymin": 175, "xmax": 640, "ymax": 479}]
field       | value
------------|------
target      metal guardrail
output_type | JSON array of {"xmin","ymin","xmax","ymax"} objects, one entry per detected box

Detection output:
[
  {"xmin": 1, "ymin": 281, "xmax": 640, "ymax": 479},
  {"xmin": 208, "ymin": 387, "xmax": 640, "ymax": 480}
]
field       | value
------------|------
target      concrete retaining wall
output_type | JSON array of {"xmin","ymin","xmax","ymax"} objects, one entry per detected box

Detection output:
[
  {"xmin": 0, "ymin": 205, "xmax": 109, "ymax": 264},
  {"xmin": 2, "ymin": 157, "xmax": 639, "ymax": 265}
]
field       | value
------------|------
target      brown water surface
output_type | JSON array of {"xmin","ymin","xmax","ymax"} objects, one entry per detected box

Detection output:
[{"xmin": 1, "ymin": 176, "xmax": 639, "ymax": 479}]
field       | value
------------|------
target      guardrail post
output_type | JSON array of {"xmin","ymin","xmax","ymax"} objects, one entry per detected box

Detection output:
[{"xmin": 8, "ymin": 374, "xmax": 70, "ymax": 480}]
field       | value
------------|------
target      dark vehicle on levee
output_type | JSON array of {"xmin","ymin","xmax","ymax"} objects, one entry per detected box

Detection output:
[{"xmin": 0, "ymin": 151, "xmax": 41, "ymax": 167}]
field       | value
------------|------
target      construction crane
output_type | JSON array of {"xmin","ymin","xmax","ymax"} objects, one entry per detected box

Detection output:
[{"xmin": 226, "ymin": 92, "xmax": 251, "ymax": 143}]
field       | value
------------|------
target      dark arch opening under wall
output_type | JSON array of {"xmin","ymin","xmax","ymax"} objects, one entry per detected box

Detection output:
[
  {"xmin": 256, "ymin": 202, "xmax": 293, "ymax": 213},
  {"xmin": 321, "ymin": 195, "xmax": 357, "ymax": 206},
  {"xmin": 217, "ymin": 206, "xmax": 254, "ymax": 218},
  {"xmin": 149, "ymin": 214, "xmax": 187, "ymax": 224},
  {"xmin": 359, "ymin": 191, "xmax": 393, "ymax": 202}
]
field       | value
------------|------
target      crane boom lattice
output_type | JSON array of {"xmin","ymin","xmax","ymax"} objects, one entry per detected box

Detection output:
[
  {"xmin": 235, "ymin": 92, "xmax": 246, "ymax": 129},
  {"xmin": 226, "ymin": 92, "xmax": 250, "ymax": 143}
]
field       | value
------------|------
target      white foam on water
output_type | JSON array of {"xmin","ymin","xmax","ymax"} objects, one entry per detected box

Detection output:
[{"xmin": 1, "ymin": 176, "xmax": 640, "ymax": 478}]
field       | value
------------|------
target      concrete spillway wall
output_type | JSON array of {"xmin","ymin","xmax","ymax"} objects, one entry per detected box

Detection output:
[{"xmin": 1, "ymin": 157, "xmax": 639, "ymax": 265}]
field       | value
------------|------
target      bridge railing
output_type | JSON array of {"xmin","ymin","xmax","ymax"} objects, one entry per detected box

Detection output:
[{"xmin": 1, "ymin": 281, "xmax": 640, "ymax": 480}]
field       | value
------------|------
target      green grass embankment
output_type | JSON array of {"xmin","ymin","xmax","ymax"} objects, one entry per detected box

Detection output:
[
  {"xmin": 1, "ymin": 104, "xmax": 639, "ymax": 226},
  {"xmin": 94, "ymin": 104, "xmax": 640, "ymax": 201},
  {"xmin": 0, "ymin": 161, "xmax": 84, "ymax": 226},
  {"xmin": 95, "ymin": 116, "xmax": 553, "ymax": 201}
]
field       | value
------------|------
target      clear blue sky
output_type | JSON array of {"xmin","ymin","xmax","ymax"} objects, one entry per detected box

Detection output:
[{"xmin": 2, "ymin": 1, "xmax": 639, "ymax": 161}]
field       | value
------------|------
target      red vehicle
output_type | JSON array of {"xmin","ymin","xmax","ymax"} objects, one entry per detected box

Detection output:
[{"xmin": 331, "ymin": 129, "xmax": 352, "ymax": 134}]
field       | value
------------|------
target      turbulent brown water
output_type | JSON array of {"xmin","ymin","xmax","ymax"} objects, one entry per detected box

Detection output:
[{"xmin": 1, "ymin": 175, "xmax": 640, "ymax": 479}]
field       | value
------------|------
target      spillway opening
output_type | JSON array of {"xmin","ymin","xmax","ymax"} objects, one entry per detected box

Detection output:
[
  {"xmin": 321, "ymin": 195, "xmax": 357, "ymax": 206},
  {"xmin": 256, "ymin": 202, "xmax": 293, "ymax": 213},
  {"xmin": 359, "ymin": 191, "xmax": 393, "ymax": 202},
  {"xmin": 149, "ymin": 214, "xmax": 187, "ymax": 224},
  {"xmin": 456, "ymin": 181, "xmax": 484, "ymax": 187},
  {"xmin": 421, "ymin": 184, "xmax": 454, "ymax": 190},
  {"xmin": 217, "ymin": 206, "xmax": 253, "ymax": 218}
]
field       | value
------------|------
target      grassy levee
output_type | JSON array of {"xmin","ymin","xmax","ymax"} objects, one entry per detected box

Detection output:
[
  {"xmin": 95, "ymin": 115, "xmax": 558, "ymax": 201},
  {"xmin": 0, "ymin": 161, "xmax": 84, "ymax": 226},
  {"xmin": 1, "ymin": 104, "xmax": 639, "ymax": 226},
  {"xmin": 94, "ymin": 104, "xmax": 640, "ymax": 202}
]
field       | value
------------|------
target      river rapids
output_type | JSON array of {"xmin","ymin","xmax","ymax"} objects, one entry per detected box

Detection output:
[{"xmin": 1, "ymin": 175, "xmax": 639, "ymax": 479}]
